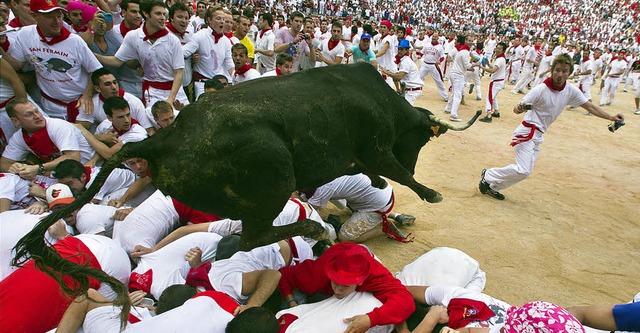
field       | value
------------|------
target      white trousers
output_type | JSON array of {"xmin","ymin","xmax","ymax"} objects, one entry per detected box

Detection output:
[
  {"xmin": 484, "ymin": 124, "xmax": 544, "ymax": 191},
  {"xmin": 419, "ymin": 63, "xmax": 448, "ymax": 99},
  {"xmin": 513, "ymin": 67, "xmax": 534, "ymax": 92},
  {"xmin": 465, "ymin": 68, "xmax": 482, "ymax": 99},
  {"xmin": 444, "ymin": 73, "xmax": 465, "ymax": 117},
  {"xmin": 485, "ymin": 80, "xmax": 504, "ymax": 113},
  {"xmin": 600, "ymin": 77, "xmax": 622, "ymax": 105}
]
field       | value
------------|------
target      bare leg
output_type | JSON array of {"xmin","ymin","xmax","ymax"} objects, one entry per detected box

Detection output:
[{"xmin": 0, "ymin": 198, "xmax": 10, "ymax": 213}]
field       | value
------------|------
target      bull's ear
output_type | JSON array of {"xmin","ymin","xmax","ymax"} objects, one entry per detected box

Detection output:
[{"xmin": 430, "ymin": 125, "xmax": 441, "ymax": 138}]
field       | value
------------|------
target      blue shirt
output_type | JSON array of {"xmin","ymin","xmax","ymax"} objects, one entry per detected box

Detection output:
[{"xmin": 350, "ymin": 45, "xmax": 376, "ymax": 64}]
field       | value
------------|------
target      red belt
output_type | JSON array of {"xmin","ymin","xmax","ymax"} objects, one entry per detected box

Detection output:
[
  {"xmin": 193, "ymin": 72, "xmax": 210, "ymax": 83},
  {"xmin": 0, "ymin": 96, "xmax": 15, "ymax": 109},
  {"xmin": 511, "ymin": 121, "xmax": 543, "ymax": 147},
  {"xmin": 405, "ymin": 87, "xmax": 422, "ymax": 91},
  {"xmin": 41, "ymin": 91, "xmax": 80, "ymax": 123},
  {"xmin": 142, "ymin": 80, "xmax": 173, "ymax": 106}
]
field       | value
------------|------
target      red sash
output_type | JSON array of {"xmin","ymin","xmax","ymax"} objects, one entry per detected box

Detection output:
[
  {"xmin": 376, "ymin": 192, "xmax": 413, "ymax": 243},
  {"xmin": 41, "ymin": 91, "xmax": 81, "ymax": 122},
  {"xmin": 511, "ymin": 121, "xmax": 542, "ymax": 147},
  {"xmin": 185, "ymin": 261, "xmax": 215, "ymax": 290},
  {"xmin": 141, "ymin": 80, "xmax": 173, "ymax": 106},
  {"xmin": 193, "ymin": 290, "xmax": 239, "ymax": 315},
  {"xmin": 22, "ymin": 124, "xmax": 61, "ymax": 162},
  {"xmin": 129, "ymin": 269, "xmax": 153, "ymax": 293}
]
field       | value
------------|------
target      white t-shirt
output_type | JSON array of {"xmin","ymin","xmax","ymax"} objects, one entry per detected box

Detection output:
[
  {"xmin": 451, "ymin": 49, "xmax": 472, "ymax": 76},
  {"xmin": 0, "ymin": 173, "xmax": 57, "ymax": 210},
  {"xmin": 490, "ymin": 57, "xmax": 507, "ymax": 81},
  {"xmin": 8, "ymin": 26, "xmax": 102, "ymax": 103},
  {"xmin": 521, "ymin": 82, "xmax": 588, "ymax": 132},
  {"xmin": 316, "ymin": 39, "xmax": 345, "ymax": 67},
  {"xmin": 232, "ymin": 68, "xmax": 261, "ymax": 85},
  {"xmin": 398, "ymin": 55, "xmax": 423, "ymax": 88},
  {"xmin": 377, "ymin": 34, "xmax": 396, "ymax": 70},
  {"xmin": 421, "ymin": 42, "xmax": 445, "ymax": 64},
  {"xmin": 183, "ymin": 27, "xmax": 234, "ymax": 80},
  {"xmin": 255, "ymin": 29, "xmax": 276, "ymax": 72},
  {"xmin": 85, "ymin": 166, "xmax": 137, "ymax": 203},
  {"xmin": 115, "ymin": 27, "xmax": 185, "ymax": 82},
  {"xmin": 95, "ymin": 122, "xmax": 148, "ymax": 143},
  {"xmin": 523, "ymin": 47, "xmax": 538, "ymax": 69},
  {"xmin": 308, "ymin": 174, "xmax": 393, "ymax": 212},
  {"xmin": 76, "ymin": 92, "xmax": 152, "ymax": 131},
  {"xmin": 2, "ymin": 118, "xmax": 95, "ymax": 164}
]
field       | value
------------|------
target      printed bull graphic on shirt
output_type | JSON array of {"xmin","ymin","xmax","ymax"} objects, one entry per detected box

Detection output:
[
  {"xmin": 28, "ymin": 55, "xmax": 74, "ymax": 73},
  {"xmin": 14, "ymin": 63, "xmax": 481, "ymax": 308}
]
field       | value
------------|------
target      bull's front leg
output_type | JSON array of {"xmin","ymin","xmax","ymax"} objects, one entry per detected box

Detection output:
[{"xmin": 238, "ymin": 219, "xmax": 330, "ymax": 251}]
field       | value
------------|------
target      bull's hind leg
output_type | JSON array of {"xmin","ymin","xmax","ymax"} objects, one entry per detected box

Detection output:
[
  {"xmin": 365, "ymin": 152, "xmax": 443, "ymax": 203},
  {"xmin": 238, "ymin": 219, "xmax": 329, "ymax": 251}
]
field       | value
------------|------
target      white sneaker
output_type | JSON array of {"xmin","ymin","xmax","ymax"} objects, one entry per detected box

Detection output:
[
  {"xmin": 510, "ymin": 89, "xmax": 518, "ymax": 94},
  {"xmin": 449, "ymin": 115, "xmax": 462, "ymax": 122},
  {"xmin": 634, "ymin": 110, "xmax": 640, "ymax": 115}
]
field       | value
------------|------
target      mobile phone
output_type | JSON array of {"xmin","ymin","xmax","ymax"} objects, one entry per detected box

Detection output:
[
  {"xmin": 104, "ymin": 13, "xmax": 113, "ymax": 23},
  {"xmin": 139, "ymin": 297, "xmax": 155, "ymax": 307}
]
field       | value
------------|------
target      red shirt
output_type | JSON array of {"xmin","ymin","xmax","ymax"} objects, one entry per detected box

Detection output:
[{"xmin": 278, "ymin": 242, "xmax": 415, "ymax": 327}]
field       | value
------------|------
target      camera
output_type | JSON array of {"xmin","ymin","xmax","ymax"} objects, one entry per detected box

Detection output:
[
  {"xmin": 608, "ymin": 120, "xmax": 625, "ymax": 133},
  {"xmin": 300, "ymin": 33, "xmax": 309, "ymax": 40}
]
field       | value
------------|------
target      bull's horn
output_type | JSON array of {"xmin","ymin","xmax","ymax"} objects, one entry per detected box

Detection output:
[{"xmin": 429, "ymin": 110, "xmax": 482, "ymax": 131}]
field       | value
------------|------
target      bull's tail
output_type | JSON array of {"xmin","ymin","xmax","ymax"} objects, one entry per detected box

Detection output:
[
  {"xmin": 422, "ymin": 109, "xmax": 482, "ymax": 131},
  {"xmin": 11, "ymin": 140, "xmax": 148, "ymax": 330}
]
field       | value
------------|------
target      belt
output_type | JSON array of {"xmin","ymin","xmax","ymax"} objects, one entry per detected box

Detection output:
[
  {"xmin": 41, "ymin": 91, "xmax": 80, "ymax": 122},
  {"xmin": 193, "ymin": 72, "xmax": 210, "ymax": 83},
  {"xmin": 424, "ymin": 62, "xmax": 437, "ymax": 65},
  {"xmin": 405, "ymin": 87, "xmax": 422, "ymax": 91},
  {"xmin": 141, "ymin": 80, "xmax": 173, "ymax": 106}
]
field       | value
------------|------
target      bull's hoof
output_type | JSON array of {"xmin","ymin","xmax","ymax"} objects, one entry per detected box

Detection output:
[{"xmin": 425, "ymin": 193, "xmax": 443, "ymax": 203}]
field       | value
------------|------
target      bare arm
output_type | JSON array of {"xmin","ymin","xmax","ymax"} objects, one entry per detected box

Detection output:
[
  {"xmin": 0, "ymin": 58, "xmax": 27, "ymax": 99},
  {"xmin": 235, "ymin": 269, "xmax": 281, "ymax": 314},
  {"xmin": 94, "ymin": 53, "xmax": 125, "ymax": 68},
  {"xmin": 0, "ymin": 49, "xmax": 24, "ymax": 71},
  {"xmin": 375, "ymin": 41, "xmax": 390, "ymax": 58},
  {"xmin": 580, "ymin": 101, "xmax": 623, "ymax": 121},
  {"xmin": 566, "ymin": 305, "xmax": 618, "ymax": 331},
  {"xmin": 108, "ymin": 176, "xmax": 152, "ymax": 208},
  {"xmin": 167, "ymin": 68, "xmax": 183, "ymax": 104},
  {"xmin": 151, "ymin": 222, "xmax": 212, "ymax": 252},
  {"xmin": 75, "ymin": 124, "xmax": 123, "ymax": 159},
  {"xmin": 413, "ymin": 305, "xmax": 449, "ymax": 333}
]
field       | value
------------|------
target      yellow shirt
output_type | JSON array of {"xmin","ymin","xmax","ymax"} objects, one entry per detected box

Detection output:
[{"xmin": 239, "ymin": 35, "xmax": 255, "ymax": 60}]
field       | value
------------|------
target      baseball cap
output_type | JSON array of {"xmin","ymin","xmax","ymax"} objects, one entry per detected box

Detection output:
[
  {"xmin": 503, "ymin": 301, "xmax": 585, "ymax": 333},
  {"xmin": 46, "ymin": 183, "xmax": 75, "ymax": 209},
  {"xmin": 325, "ymin": 244, "xmax": 371, "ymax": 285},
  {"xmin": 360, "ymin": 32, "xmax": 371, "ymax": 40},
  {"xmin": 398, "ymin": 39, "xmax": 411, "ymax": 49},
  {"xmin": 31, "ymin": 0, "xmax": 65, "ymax": 13}
]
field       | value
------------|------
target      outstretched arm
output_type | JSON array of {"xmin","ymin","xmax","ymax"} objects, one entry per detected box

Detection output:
[{"xmin": 581, "ymin": 101, "xmax": 623, "ymax": 122}]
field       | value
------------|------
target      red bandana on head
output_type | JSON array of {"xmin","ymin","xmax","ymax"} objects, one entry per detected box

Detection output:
[
  {"xmin": 543, "ymin": 77, "xmax": 566, "ymax": 91},
  {"xmin": 142, "ymin": 25, "xmax": 169, "ymax": 41},
  {"xmin": 234, "ymin": 63, "xmax": 253, "ymax": 77},
  {"xmin": 166, "ymin": 22, "xmax": 187, "ymax": 39},
  {"xmin": 119, "ymin": 22, "xmax": 139, "ymax": 37},
  {"xmin": 211, "ymin": 29, "xmax": 224, "ymax": 43},
  {"xmin": 327, "ymin": 38, "xmax": 340, "ymax": 51},
  {"xmin": 37, "ymin": 26, "xmax": 71, "ymax": 45},
  {"xmin": 99, "ymin": 88, "xmax": 125, "ymax": 102},
  {"xmin": 259, "ymin": 28, "xmax": 270, "ymax": 38}
]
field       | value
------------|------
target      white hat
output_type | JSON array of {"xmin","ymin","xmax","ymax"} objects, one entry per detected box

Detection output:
[{"xmin": 46, "ymin": 183, "xmax": 75, "ymax": 209}]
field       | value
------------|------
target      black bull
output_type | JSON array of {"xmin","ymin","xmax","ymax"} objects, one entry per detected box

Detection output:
[{"xmin": 13, "ymin": 63, "xmax": 480, "ymax": 305}]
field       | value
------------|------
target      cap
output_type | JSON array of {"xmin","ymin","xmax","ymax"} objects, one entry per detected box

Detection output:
[
  {"xmin": 325, "ymin": 244, "xmax": 371, "ymax": 285},
  {"xmin": 30, "ymin": 0, "xmax": 65, "ymax": 13},
  {"xmin": 398, "ymin": 39, "xmax": 411, "ymax": 49},
  {"xmin": 360, "ymin": 32, "xmax": 371, "ymax": 40},
  {"xmin": 46, "ymin": 183, "xmax": 75, "ymax": 209},
  {"xmin": 447, "ymin": 298, "xmax": 496, "ymax": 329},
  {"xmin": 504, "ymin": 301, "xmax": 585, "ymax": 333},
  {"xmin": 380, "ymin": 20, "xmax": 392, "ymax": 29}
]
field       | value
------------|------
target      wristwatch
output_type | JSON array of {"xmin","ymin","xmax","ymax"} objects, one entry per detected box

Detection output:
[{"xmin": 38, "ymin": 164, "xmax": 46, "ymax": 175}]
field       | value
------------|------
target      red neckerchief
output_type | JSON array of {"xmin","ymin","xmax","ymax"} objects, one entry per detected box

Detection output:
[
  {"xmin": 594, "ymin": 54, "xmax": 600, "ymax": 60},
  {"xmin": 73, "ymin": 24, "xmax": 87, "ymax": 33},
  {"xmin": 394, "ymin": 54, "xmax": 408, "ymax": 64},
  {"xmin": 275, "ymin": 67, "xmax": 283, "ymax": 76},
  {"xmin": 418, "ymin": 37, "xmax": 424, "ymax": 41},
  {"xmin": 119, "ymin": 22, "xmax": 139, "ymax": 37},
  {"xmin": 224, "ymin": 31, "xmax": 233, "ymax": 39},
  {"xmin": 431, "ymin": 40, "xmax": 439, "ymax": 46},
  {"xmin": 113, "ymin": 118, "xmax": 139, "ymax": 136},
  {"xmin": 497, "ymin": 53, "xmax": 505, "ymax": 59},
  {"xmin": 534, "ymin": 45, "xmax": 541, "ymax": 51},
  {"xmin": 8, "ymin": 17, "xmax": 23, "ymax": 28},
  {"xmin": 234, "ymin": 63, "xmax": 253, "ymax": 77},
  {"xmin": 211, "ymin": 29, "xmax": 224, "ymax": 43},
  {"xmin": 166, "ymin": 22, "xmax": 187, "ymax": 39},
  {"xmin": 327, "ymin": 38, "xmax": 340, "ymax": 51},
  {"xmin": 22, "ymin": 123, "xmax": 61, "ymax": 162},
  {"xmin": 259, "ymin": 28, "xmax": 270, "ymax": 38},
  {"xmin": 543, "ymin": 77, "xmax": 566, "ymax": 91},
  {"xmin": 99, "ymin": 88, "xmax": 125, "ymax": 102},
  {"xmin": 37, "ymin": 26, "xmax": 71, "ymax": 46},
  {"xmin": 1, "ymin": 39, "xmax": 9, "ymax": 52},
  {"xmin": 455, "ymin": 44, "xmax": 470, "ymax": 51},
  {"xmin": 142, "ymin": 25, "xmax": 169, "ymax": 41},
  {"xmin": 475, "ymin": 49, "xmax": 483, "ymax": 55},
  {"xmin": 83, "ymin": 166, "xmax": 92, "ymax": 185},
  {"xmin": 610, "ymin": 56, "xmax": 618, "ymax": 61},
  {"xmin": 359, "ymin": 44, "xmax": 369, "ymax": 52},
  {"xmin": 280, "ymin": 23, "xmax": 286, "ymax": 28}
]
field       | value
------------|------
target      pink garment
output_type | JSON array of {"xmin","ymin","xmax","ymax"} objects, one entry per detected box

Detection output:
[{"xmin": 504, "ymin": 301, "xmax": 585, "ymax": 333}]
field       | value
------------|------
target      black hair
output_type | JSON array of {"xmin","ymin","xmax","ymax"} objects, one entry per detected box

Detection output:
[
  {"xmin": 225, "ymin": 307, "xmax": 278, "ymax": 333},
  {"xmin": 169, "ymin": 2, "xmax": 189, "ymax": 20},
  {"xmin": 457, "ymin": 34, "xmax": 466, "ymax": 44},
  {"xmin": 53, "ymin": 159, "xmax": 86, "ymax": 181},
  {"xmin": 103, "ymin": 96, "xmax": 130, "ymax": 117},
  {"xmin": 260, "ymin": 12, "xmax": 273, "ymax": 26},
  {"xmin": 155, "ymin": 284, "xmax": 198, "ymax": 315},
  {"xmin": 204, "ymin": 79, "xmax": 225, "ymax": 91},
  {"xmin": 212, "ymin": 74, "xmax": 229, "ymax": 84},
  {"xmin": 121, "ymin": 0, "xmax": 140, "ymax": 11},
  {"xmin": 231, "ymin": 43, "xmax": 248, "ymax": 56},
  {"xmin": 91, "ymin": 67, "xmax": 115, "ymax": 86},
  {"xmin": 139, "ymin": 0, "xmax": 166, "ymax": 20}
]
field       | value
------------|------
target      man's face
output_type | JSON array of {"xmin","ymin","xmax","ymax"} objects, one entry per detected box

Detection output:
[
  {"xmin": 303, "ymin": 21, "xmax": 314, "ymax": 35},
  {"xmin": 359, "ymin": 38, "xmax": 370, "ymax": 49},
  {"xmin": 57, "ymin": 176, "xmax": 86, "ymax": 195},
  {"xmin": 236, "ymin": 17, "xmax": 250, "ymax": 37},
  {"xmin": 196, "ymin": 3, "xmax": 206, "ymax": 16},
  {"xmin": 330, "ymin": 25, "xmax": 341, "ymax": 40},
  {"xmin": 217, "ymin": 77, "xmax": 228, "ymax": 87},
  {"xmin": 431, "ymin": 31, "xmax": 438, "ymax": 40},
  {"xmin": 513, "ymin": 38, "xmax": 520, "ymax": 46},
  {"xmin": 551, "ymin": 63, "xmax": 571, "ymax": 87},
  {"xmin": 10, "ymin": 102, "xmax": 45, "ymax": 132},
  {"xmin": 154, "ymin": 110, "xmax": 175, "ymax": 128},
  {"xmin": 496, "ymin": 44, "xmax": 505, "ymax": 56},
  {"xmin": 232, "ymin": 49, "xmax": 249, "ymax": 68},
  {"xmin": 582, "ymin": 49, "xmax": 590, "ymax": 59},
  {"xmin": 398, "ymin": 47, "xmax": 409, "ymax": 56},
  {"xmin": 379, "ymin": 24, "xmax": 388, "ymax": 35},
  {"xmin": 397, "ymin": 30, "xmax": 405, "ymax": 39},
  {"xmin": 277, "ymin": 60, "xmax": 293, "ymax": 75},
  {"xmin": 95, "ymin": 74, "xmax": 119, "ymax": 98},
  {"xmin": 125, "ymin": 158, "xmax": 149, "ymax": 177},
  {"xmin": 276, "ymin": 16, "xmax": 284, "ymax": 26},
  {"xmin": 68, "ymin": 9, "xmax": 83, "ymax": 26},
  {"xmin": 331, "ymin": 281, "xmax": 358, "ymax": 299},
  {"xmin": 145, "ymin": 5, "xmax": 167, "ymax": 31},
  {"xmin": 108, "ymin": 108, "xmax": 132, "ymax": 132},
  {"xmin": 123, "ymin": 3, "xmax": 142, "ymax": 27},
  {"xmin": 171, "ymin": 9, "xmax": 189, "ymax": 32},
  {"xmin": 11, "ymin": 0, "xmax": 33, "ymax": 22},
  {"xmin": 320, "ymin": 20, "xmax": 327, "ymax": 31},
  {"xmin": 34, "ymin": 10, "xmax": 64, "ymax": 37},
  {"xmin": 223, "ymin": 13, "xmax": 233, "ymax": 33},
  {"xmin": 207, "ymin": 10, "xmax": 224, "ymax": 34},
  {"xmin": 0, "ymin": 16, "xmax": 7, "ymax": 44},
  {"xmin": 290, "ymin": 15, "xmax": 303, "ymax": 34}
]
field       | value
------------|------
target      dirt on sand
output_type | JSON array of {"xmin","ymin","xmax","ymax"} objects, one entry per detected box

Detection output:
[{"xmin": 321, "ymin": 73, "xmax": 640, "ymax": 309}]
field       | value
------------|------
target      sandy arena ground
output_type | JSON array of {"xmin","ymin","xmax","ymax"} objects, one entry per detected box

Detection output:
[{"xmin": 321, "ymin": 69, "xmax": 640, "ymax": 310}]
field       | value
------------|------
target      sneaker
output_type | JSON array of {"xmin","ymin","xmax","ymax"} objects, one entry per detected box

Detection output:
[
  {"xmin": 469, "ymin": 84, "xmax": 474, "ymax": 94},
  {"xmin": 394, "ymin": 214, "xmax": 416, "ymax": 227},
  {"xmin": 326, "ymin": 214, "xmax": 343, "ymax": 233},
  {"xmin": 517, "ymin": 90, "xmax": 525, "ymax": 94},
  {"xmin": 460, "ymin": 98, "xmax": 466, "ymax": 105},
  {"xmin": 635, "ymin": 110, "xmax": 640, "ymax": 115},
  {"xmin": 444, "ymin": 109, "xmax": 451, "ymax": 114},
  {"xmin": 475, "ymin": 96, "xmax": 481, "ymax": 101},
  {"xmin": 492, "ymin": 112, "xmax": 501, "ymax": 118},
  {"xmin": 479, "ymin": 169, "xmax": 505, "ymax": 200},
  {"xmin": 479, "ymin": 116, "xmax": 492, "ymax": 123},
  {"xmin": 623, "ymin": 89, "xmax": 628, "ymax": 92},
  {"xmin": 449, "ymin": 115, "xmax": 462, "ymax": 122},
  {"xmin": 444, "ymin": 97, "xmax": 449, "ymax": 102},
  {"xmin": 510, "ymin": 89, "xmax": 518, "ymax": 94}
]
